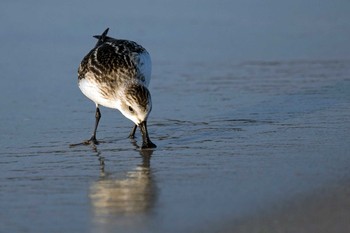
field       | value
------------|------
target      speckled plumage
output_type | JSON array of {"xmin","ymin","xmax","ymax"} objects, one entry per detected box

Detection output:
[
  {"xmin": 78, "ymin": 40, "xmax": 149, "ymax": 84},
  {"xmin": 76, "ymin": 28, "xmax": 156, "ymax": 149},
  {"xmin": 78, "ymin": 29, "xmax": 151, "ymax": 106}
]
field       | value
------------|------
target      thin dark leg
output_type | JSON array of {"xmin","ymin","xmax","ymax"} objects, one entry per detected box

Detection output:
[
  {"xmin": 69, "ymin": 106, "xmax": 101, "ymax": 148},
  {"xmin": 139, "ymin": 121, "xmax": 157, "ymax": 149},
  {"xmin": 85, "ymin": 107, "xmax": 101, "ymax": 145},
  {"xmin": 128, "ymin": 124, "xmax": 137, "ymax": 139}
]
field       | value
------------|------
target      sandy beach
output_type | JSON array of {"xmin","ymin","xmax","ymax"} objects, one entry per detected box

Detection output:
[
  {"xmin": 1, "ymin": 1, "xmax": 350, "ymax": 233},
  {"xmin": 207, "ymin": 180, "xmax": 350, "ymax": 233}
]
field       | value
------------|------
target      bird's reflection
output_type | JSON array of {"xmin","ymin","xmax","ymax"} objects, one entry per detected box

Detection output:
[{"xmin": 89, "ymin": 147, "xmax": 156, "ymax": 224}]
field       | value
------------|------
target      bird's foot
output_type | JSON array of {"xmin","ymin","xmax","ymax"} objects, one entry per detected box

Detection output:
[
  {"xmin": 83, "ymin": 136, "xmax": 99, "ymax": 145},
  {"xmin": 141, "ymin": 140, "xmax": 157, "ymax": 149},
  {"xmin": 69, "ymin": 136, "xmax": 99, "ymax": 148}
]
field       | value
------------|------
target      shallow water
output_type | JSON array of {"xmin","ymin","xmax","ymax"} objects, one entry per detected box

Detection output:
[{"xmin": 1, "ymin": 1, "xmax": 350, "ymax": 233}]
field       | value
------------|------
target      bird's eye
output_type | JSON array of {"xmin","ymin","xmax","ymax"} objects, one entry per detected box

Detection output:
[{"xmin": 128, "ymin": 106, "xmax": 134, "ymax": 112}]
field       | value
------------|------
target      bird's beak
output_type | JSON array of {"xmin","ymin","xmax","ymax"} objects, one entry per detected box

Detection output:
[{"xmin": 139, "ymin": 121, "xmax": 157, "ymax": 149}]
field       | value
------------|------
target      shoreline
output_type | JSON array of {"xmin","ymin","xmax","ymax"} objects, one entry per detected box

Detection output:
[{"xmin": 205, "ymin": 180, "xmax": 350, "ymax": 233}]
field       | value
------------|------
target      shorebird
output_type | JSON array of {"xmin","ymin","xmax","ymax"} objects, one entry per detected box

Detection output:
[{"xmin": 77, "ymin": 28, "xmax": 156, "ymax": 149}]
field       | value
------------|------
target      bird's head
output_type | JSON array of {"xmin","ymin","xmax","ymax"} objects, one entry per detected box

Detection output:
[{"xmin": 119, "ymin": 83, "xmax": 152, "ymax": 126}]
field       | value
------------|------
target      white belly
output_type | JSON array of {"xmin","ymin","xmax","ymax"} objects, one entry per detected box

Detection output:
[{"xmin": 79, "ymin": 77, "xmax": 120, "ymax": 109}]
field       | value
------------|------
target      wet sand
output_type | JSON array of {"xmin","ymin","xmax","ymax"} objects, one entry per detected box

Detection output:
[
  {"xmin": 203, "ymin": 180, "xmax": 350, "ymax": 233},
  {"xmin": 1, "ymin": 1, "xmax": 350, "ymax": 233}
]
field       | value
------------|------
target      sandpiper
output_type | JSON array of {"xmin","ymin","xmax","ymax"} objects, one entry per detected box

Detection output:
[{"xmin": 77, "ymin": 28, "xmax": 156, "ymax": 149}]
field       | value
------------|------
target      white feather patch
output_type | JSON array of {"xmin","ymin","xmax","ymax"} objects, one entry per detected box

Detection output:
[
  {"xmin": 137, "ymin": 51, "xmax": 152, "ymax": 87},
  {"xmin": 79, "ymin": 73, "xmax": 120, "ymax": 109}
]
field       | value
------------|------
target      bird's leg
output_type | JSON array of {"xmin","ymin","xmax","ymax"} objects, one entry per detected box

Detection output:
[
  {"xmin": 85, "ymin": 107, "xmax": 101, "ymax": 145},
  {"xmin": 128, "ymin": 124, "xmax": 137, "ymax": 139},
  {"xmin": 139, "ymin": 121, "xmax": 157, "ymax": 149}
]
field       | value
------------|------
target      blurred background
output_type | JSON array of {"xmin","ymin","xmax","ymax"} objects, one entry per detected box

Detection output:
[{"xmin": 1, "ymin": 1, "xmax": 350, "ymax": 232}]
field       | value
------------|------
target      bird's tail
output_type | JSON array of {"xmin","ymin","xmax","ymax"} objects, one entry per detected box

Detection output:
[{"xmin": 93, "ymin": 28, "xmax": 111, "ymax": 47}]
